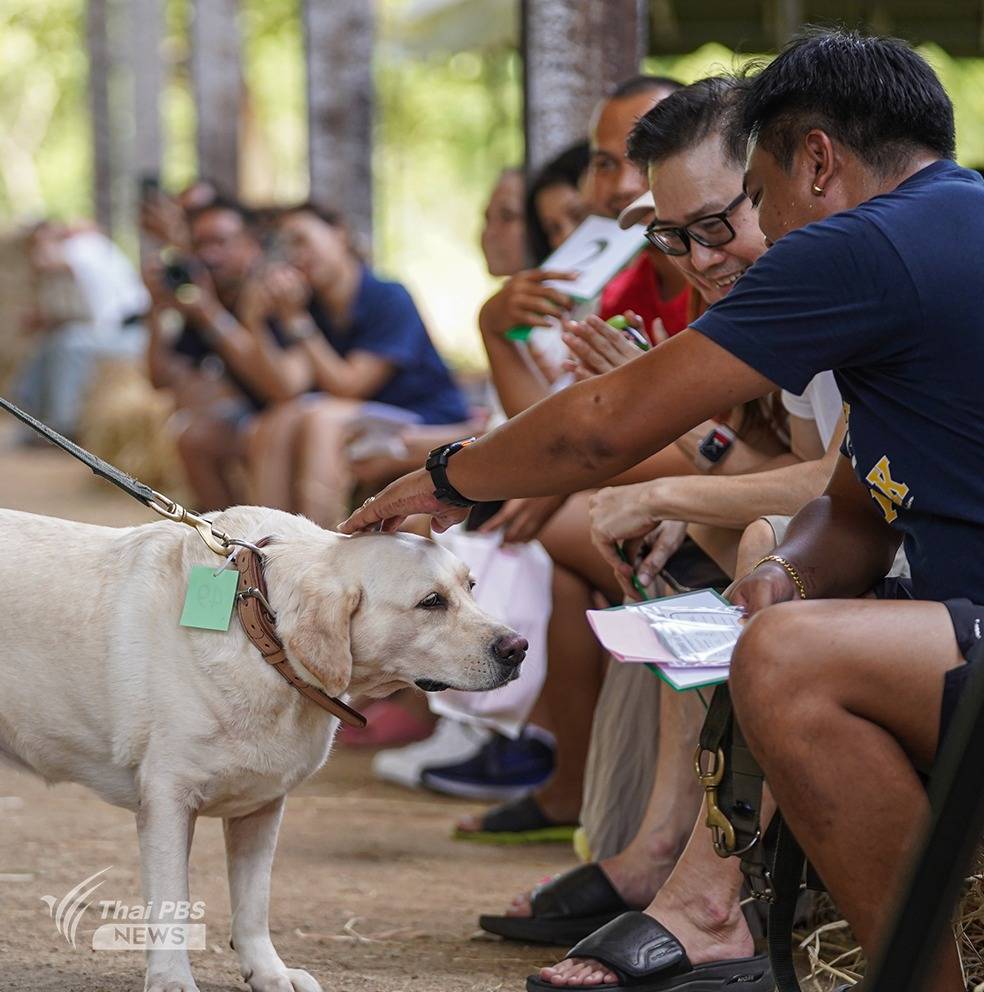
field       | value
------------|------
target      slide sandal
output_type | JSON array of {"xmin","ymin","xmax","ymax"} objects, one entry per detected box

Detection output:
[
  {"xmin": 480, "ymin": 863, "xmax": 631, "ymax": 945},
  {"xmin": 525, "ymin": 912, "xmax": 773, "ymax": 991},
  {"xmin": 454, "ymin": 794, "xmax": 576, "ymax": 845}
]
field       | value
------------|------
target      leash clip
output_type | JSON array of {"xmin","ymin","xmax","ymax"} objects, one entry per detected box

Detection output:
[
  {"xmin": 695, "ymin": 746, "xmax": 738, "ymax": 857},
  {"xmin": 146, "ymin": 490, "xmax": 232, "ymax": 557}
]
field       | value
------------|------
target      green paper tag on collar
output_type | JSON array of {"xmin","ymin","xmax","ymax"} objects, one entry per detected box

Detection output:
[{"xmin": 179, "ymin": 565, "xmax": 239, "ymax": 631}]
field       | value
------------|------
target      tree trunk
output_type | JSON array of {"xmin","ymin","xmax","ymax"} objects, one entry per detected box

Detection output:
[
  {"xmin": 87, "ymin": 0, "xmax": 114, "ymax": 233},
  {"xmin": 190, "ymin": 0, "xmax": 241, "ymax": 196},
  {"xmin": 522, "ymin": 0, "xmax": 647, "ymax": 177},
  {"xmin": 302, "ymin": 0, "xmax": 375, "ymax": 250},
  {"xmin": 128, "ymin": 0, "xmax": 162, "ymax": 180}
]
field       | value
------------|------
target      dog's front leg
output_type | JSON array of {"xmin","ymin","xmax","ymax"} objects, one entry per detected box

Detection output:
[
  {"xmin": 136, "ymin": 789, "xmax": 199, "ymax": 992},
  {"xmin": 224, "ymin": 796, "xmax": 322, "ymax": 992}
]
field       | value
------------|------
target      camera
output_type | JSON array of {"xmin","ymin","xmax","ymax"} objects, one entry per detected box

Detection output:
[{"xmin": 159, "ymin": 247, "xmax": 197, "ymax": 292}]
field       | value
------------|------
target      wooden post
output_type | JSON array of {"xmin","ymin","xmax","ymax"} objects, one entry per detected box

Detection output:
[
  {"xmin": 522, "ymin": 0, "xmax": 648, "ymax": 177},
  {"xmin": 87, "ymin": 0, "xmax": 114, "ymax": 233},
  {"xmin": 129, "ymin": 0, "xmax": 163, "ymax": 181},
  {"xmin": 302, "ymin": 0, "xmax": 375, "ymax": 248},
  {"xmin": 190, "ymin": 0, "xmax": 242, "ymax": 196},
  {"xmin": 775, "ymin": 0, "xmax": 804, "ymax": 47}
]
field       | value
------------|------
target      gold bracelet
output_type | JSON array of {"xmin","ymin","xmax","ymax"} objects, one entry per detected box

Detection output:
[{"xmin": 753, "ymin": 554, "xmax": 808, "ymax": 600}]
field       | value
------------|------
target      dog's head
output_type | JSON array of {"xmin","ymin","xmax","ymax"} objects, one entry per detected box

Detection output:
[{"xmin": 265, "ymin": 531, "xmax": 527, "ymax": 700}]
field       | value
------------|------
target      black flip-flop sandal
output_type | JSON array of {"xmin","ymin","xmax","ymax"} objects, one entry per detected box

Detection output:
[
  {"xmin": 454, "ymin": 794, "xmax": 577, "ymax": 845},
  {"xmin": 480, "ymin": 863, "xmax": 631, "ymax": 945},
  {"xmin": 525, "ymin": 912, "xmax": 773, "ymax": 992}
]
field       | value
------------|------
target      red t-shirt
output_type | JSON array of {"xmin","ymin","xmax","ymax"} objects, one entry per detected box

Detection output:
[{"xmin": 598, "ymin": 251, "xmax": 691, "ymax": 344}]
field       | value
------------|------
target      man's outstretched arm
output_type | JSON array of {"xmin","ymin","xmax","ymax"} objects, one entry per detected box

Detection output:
[{"xmin": 339, "ymin": 328, "xmax": 776, "ymax": 533}]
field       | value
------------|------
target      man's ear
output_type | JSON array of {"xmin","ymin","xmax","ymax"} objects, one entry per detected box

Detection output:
[{"xmin": 286, "ymin": 585, "xmax": 362, "ymax": 696}]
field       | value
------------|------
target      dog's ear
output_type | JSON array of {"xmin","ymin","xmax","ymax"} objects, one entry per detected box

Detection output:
[{"xmin": 286, "ymin": 585, "xmax": 362, "ymax": 696}]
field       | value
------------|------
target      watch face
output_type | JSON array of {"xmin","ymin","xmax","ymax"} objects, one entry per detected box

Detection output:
[{"xmin": 699, "ymin": 427, "xmax": 733, "ymax": 464}]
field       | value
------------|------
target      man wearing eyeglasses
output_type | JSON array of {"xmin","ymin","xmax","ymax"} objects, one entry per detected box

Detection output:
[
  {"xmin": 466, "ymin": 76, "xmax": 849, "ymax": 981},
  {"xmin": 345, "ymin": 32, "xmax": 980, "ymax": 992}
]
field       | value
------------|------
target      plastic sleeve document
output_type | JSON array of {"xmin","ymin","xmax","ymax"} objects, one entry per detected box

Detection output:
[{"xmin": 586, "ymin": 589, "xmax": 742, "ymax": 691}]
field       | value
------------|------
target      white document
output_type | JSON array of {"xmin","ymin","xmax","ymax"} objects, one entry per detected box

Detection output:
[
  {"xmin": 586, "ymin": 589, "xmax": 743, "ymax": 692},
  {"xmin": 540, "ymin": 215, "xmax": 646, "ymax": 301}
]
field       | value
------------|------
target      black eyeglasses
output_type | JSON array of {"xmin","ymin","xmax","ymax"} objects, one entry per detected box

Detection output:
[{"xmin": 644, "ymin": 192, "xmax": 748, "ymax": 256}]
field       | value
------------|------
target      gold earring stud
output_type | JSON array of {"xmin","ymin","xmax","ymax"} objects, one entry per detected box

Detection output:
[{"xmin": 812, "ymin": 183, "xmax": 824, "ymax": 196}]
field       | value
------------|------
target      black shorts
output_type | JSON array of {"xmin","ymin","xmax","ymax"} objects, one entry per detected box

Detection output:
[{"xmin": 875, "ymin": 577, "xmax": 984, "ymax": 750}]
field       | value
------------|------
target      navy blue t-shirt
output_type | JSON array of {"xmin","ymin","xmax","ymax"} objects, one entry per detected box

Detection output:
[
  {"xmin": 693, "ymin": 160, "xmax": 984, "ymax": 604},
  {"xmin": 308, "ymin": 267, "xmax": 468, "ymax": 425}
]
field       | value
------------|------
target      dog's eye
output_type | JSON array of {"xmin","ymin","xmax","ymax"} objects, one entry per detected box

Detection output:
[
  {"xmin": 468, "ymin": 579, "xmax": 477, "ymax": 591},
  {"xmin": 417, "ymin": 593, "xmax": 446, "ymax": 610}
]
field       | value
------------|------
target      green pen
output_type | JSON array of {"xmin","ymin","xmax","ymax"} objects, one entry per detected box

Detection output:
[
  {"xmin": 616, "ymin": 542, "xmax": 649, "ymax": 598},
  {"xmin": 607, "ymin": 314, "xmax": 650, "ymax": 351}
]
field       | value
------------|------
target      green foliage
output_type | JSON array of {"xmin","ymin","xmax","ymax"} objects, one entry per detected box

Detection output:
[{"xmin": 5, "ymin": 10, "xmax": 984, "ymax": 366}]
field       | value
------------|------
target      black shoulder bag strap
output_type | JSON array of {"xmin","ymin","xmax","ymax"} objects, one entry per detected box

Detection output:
[{"xmin": 697, "ymin": 682, "xmax": 810, "ymax": 992}]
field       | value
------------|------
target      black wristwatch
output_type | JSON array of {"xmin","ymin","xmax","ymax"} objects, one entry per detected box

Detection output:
[{"xmin": 425, "ymin": 438, "xmax": 478, "ymax": 508}]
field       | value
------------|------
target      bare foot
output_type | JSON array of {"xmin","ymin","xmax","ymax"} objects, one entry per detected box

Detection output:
[
  {"xmin": 536, "ymin": 883, "xmax": 754, "ymax": 987},
  {"xmin": 503, "ymin": 840, "xmax": 681, "ymax": 919}
]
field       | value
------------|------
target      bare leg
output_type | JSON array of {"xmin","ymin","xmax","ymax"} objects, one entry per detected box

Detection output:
[
  {"xmin": 731, "ymin": 599, "xmax": 965, "ymax": 992},
  {"xmin": 457, "ymin": 494, "xmax": 616, "ymax": 835},
  {"xmin": 538, "ymin": 811, "xmax": 755, "ymax": 986},
  {"xmin": 175, "ymin": 416, "xmax": 240, "ymax": 511},
  {"xmin": 224, "ymin": 797, "xmax": 322, "ymax": 992},
  {"xmin": 687, "ymin": 522, "xmax": 742, "ymax": 579},
  {"xmin": 534, "ymin": 493, "xmax": 623, "ymax": 820},
  {"xmin": 244, "ymin": 403, "xmax": 309, "ymax": 511},
  {"xmin": 293, "ymin": 399, "xmax": 361, "ymax": 527},
  {"xmin": 136, "ymin": 783, "xmax": 200, "ymax": 992},
  {"xmin": 506, "ymin": 616, "xmax": 704, "ymax": 919}
]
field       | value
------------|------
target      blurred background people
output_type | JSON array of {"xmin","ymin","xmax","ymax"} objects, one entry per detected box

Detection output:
[
  {"xmin": 242, "ymin": 203, "xmax": 471, "ymax": 526},
  {"xmin": 14, "ymin": 219, "xmax": 149, "ymax": 438}
]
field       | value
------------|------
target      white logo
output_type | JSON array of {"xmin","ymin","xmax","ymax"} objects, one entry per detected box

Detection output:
[
  {"xmin": 40, "ymin": 868, "xmax": 206, "ymax": 950},
  {"xmin": 40, "ymin": 866, "xmax": 111, "ymax": 949}
]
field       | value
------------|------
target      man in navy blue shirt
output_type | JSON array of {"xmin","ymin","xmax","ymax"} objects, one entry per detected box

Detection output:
[{"xmin": 343, "ymin": 31, "xmax": 975, "ymax": 992}]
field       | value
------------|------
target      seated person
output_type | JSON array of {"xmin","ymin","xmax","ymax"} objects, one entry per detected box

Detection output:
[
  {"xmin": 482, "ymin": 167, "xmax": 528, "ymax": 277},
  {"xmin": 143, "ymin": 197, "xmax": 287, "ymax": 510},
  {"xmin": 342, "ymin": 32, "xmax": 977, "ymax": 992},
  {"xmin": 467, "ymin": 75, "xmax": 844, "ymax": 887},
  {"xmin": 525, "ymin": 141, "xmax": 590, "ymax": 263},
  {"xmin": 242, "ymin": 203, "xmax": 470, "ymax": 525},
  {"xmin": 452, "ymin": 77, "xmax": 812, "ymax": 843},
  {"xmin": 15, "ymin": 220, "xmax": 149, "ymax": 438}
]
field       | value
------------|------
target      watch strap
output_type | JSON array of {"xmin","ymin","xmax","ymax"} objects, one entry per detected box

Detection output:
[{"xmin": 425, "ymin": 438, "xmax": 478, "ymax": 508}]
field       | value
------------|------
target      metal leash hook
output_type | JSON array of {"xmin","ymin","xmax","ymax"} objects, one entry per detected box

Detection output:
[
  {"xmin": 694, "ymin": 746, "xmax": 738, "ymax": 856},
  {"xmin": 146, "ymin": 489, "xmax": 232, "ymax": 557}
]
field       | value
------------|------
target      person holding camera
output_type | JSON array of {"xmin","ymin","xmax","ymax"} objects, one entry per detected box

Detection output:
[
  {"xmin": 144, "ymin": 197, "xmax": 291, "ymax": 509},
  {"xmin": 238, "ymin": 203, "xmax": 470, "ymax": 526}
]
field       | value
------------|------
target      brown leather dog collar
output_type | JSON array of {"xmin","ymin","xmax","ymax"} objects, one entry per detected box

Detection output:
[{"xmin": 232, "ymin": 538, "xmax": 367, "ymax": 729}]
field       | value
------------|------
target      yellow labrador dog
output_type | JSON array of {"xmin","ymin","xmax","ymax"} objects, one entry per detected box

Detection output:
[{"xmin": 0, "ymin": 505, "xmax": 526, "ymax": 992}]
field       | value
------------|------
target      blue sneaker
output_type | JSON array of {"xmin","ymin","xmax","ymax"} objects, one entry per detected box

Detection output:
[{"xmin": 421, "ymin": 731, "xmax": 555, "ymax": 801}]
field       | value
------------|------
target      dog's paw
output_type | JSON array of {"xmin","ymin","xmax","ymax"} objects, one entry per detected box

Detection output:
[
  {"xmin": 245, "ymin": 966, "xmax": 322, "ymax": 992},
  {"xmin": 145, "ymin": 974, "xmax": 200, "ymax": 992}
]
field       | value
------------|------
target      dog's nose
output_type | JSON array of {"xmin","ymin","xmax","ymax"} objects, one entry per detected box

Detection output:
[{"xmin": 492, "ymin": 633, "xmax": 528, "ymax": 668}]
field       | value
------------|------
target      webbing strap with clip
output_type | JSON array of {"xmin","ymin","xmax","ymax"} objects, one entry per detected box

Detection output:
[
  {"xmin": 0, "ymin": 395, "xmax": 232, "ymax": 555},
  {"xmin": 695, "ymin": 684, "xmax": 764, "ymax": 859},
  {"xmin": 696, "ymin": 684, "xmax": 810, "ymax": 992}
]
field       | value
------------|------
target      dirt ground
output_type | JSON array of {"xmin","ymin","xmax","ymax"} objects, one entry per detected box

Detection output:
[{"xmin": 0, "ymin": 441, "xmax": 574, "ymax": 992}]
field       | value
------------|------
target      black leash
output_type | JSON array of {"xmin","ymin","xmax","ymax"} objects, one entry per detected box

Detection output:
[{"xmin": 0, "ymin": 395, "xmax": 232, "ymax": 555}]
